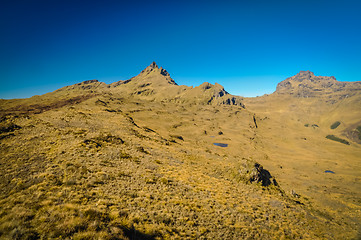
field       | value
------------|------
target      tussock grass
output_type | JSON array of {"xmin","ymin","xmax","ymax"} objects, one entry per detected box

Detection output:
[{"xmin": 0, "ymin": 94, "xmax": 358, "ymax": 239}]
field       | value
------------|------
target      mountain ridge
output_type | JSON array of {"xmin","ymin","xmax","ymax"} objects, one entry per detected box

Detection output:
[
  {"xmin": 1, "ymin": 63, "xmax": 360, "ymax": 115},
  {"xmin": 1, "ymin": 62, "xmax": 361, "ymax": 239},
  {"xmin": 47, "ymin": 62, "xmax": 245, "ymax": 107},
  {"xmin": 56, "ymin": 65, "xmax": 361, "ymax": 104}
]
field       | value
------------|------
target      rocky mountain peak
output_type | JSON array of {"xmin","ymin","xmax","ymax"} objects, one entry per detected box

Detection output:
[
  {"xmin": 134, "ymin": 62, "xmax": 177, "ymax": 86},
  {"xmin": 294, "ymin": 70, "xmax": 315, "ymax": 81},
  {"xmin": 159, "ymin": 67, "xmax": 170, "ymax": 77},
  {"xmin": 140, "ymin": 61, "xmax": 159, "ymax": 74},
  {"xmin": 275, "ymin": 71, "xmax": 361, "ymax": 98},
  {"xmin": 149, "ymin": 61, "xmax": 158, "ymax": 69},
  {"xmin": 140, "ymin": 61, "xmax": 170, "ymax": 77}
]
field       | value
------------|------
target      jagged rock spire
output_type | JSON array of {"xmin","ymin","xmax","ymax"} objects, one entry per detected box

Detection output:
[
  {"xmin": 141, "ymin": 61, "xmax": 159, "ymax": 74},
  {"xmin": 137, "ymin": 62, "xmax": 177, "ymax": 85},
  {"xmin": 149, "ymin": 61, "xmax": 158, "ymax": 69},
  {"xmin": 140, "ymin": 62, "xmax": 170, "ymax": 77}
]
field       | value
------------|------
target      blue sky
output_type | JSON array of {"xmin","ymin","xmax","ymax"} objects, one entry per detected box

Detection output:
[{"xmin": 1, "ymin": 0, "xmax": 361, "ymax": 99}]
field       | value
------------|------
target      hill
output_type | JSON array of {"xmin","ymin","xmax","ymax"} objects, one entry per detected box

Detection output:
[{"xmin": 0, "ymin": 64, "xmax": 360, "ymax": 239}]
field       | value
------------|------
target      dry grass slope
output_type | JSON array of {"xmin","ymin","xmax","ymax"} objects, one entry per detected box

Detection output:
[{"xmin": 0, "ymin": 66, "xmax": 360, "ymax": 239}]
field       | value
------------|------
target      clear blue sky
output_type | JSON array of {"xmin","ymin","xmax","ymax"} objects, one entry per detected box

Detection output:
[{"xmin": 1, "ymin": 0, "xmax": 360, "ymax": 99}]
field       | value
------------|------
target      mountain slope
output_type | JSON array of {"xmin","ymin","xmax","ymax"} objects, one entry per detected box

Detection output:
[
  {"xmin": 0, "ymin": 66, "xmax": 360, "ymax": 239},
  {"xmin": 109, "ymin": 62, "xmax": 244, "ymax": 106},
  {"xmin": 244, "ymin": 70, "xmax": 361, "ymax": 239},
  {"xmin": 276, "ymin": 70, "xmax": 361, "ymax": 99},
  {"xmin": 0, "ymin": 62, "xmax": 244, "ymax": 118}
]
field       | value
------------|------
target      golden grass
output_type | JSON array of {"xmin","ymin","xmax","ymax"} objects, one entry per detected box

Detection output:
[{"xmin": 0, "ymin": 89, "xmax": 360, "ymax": 239}]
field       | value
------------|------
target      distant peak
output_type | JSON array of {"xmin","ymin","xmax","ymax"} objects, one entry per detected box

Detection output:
[
  {"xmin": 81, "ymin": 79, "xmax": 99, "ymax": 84},
  {"xmin": 149, "ymin": 61, "xmax": 158, "ymax": 69},
  {"xmin": 296, "ymin": 70, "xmax": 315, "ymax": 76},
  {"xmin": 137, "ymin": 62, "xmax": 177, "ymax": 85},
  {"xmin": 200, "ymin": 82, "xmax": 213, "ymax": 90},
  {"xmin": 140, "ymin": 61, "xmax": 159, "ymax": 74},
  {"xmin": 140, "ymin": 61, "xmax": 170, "ymax": 77},
  {"xmin": 294, "ymin": 70, "xmax": 315, "ymax": 81},
  {"xmin": 298, "ymin": 70, "xmax": 313, "ymax": 74}
]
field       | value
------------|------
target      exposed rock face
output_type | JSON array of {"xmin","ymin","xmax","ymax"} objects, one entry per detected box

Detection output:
[
  {"xmin": 275, "ymin": 71, "xmax": 361, "ymax": 98},
  {"xmin": 140, "ymin": 62, "xmax": 171, "ymax": 77},
  {"xmin": 139, "ymin": 62, "xmax": 177, "ymax": 85},
  {"xmin": 210, "ymin": 84, "xmax": 244, "ymax": 107},
  {"xmin": 213, "ymin": 83, "xmax": 228, "ymax": 97},
  {"xmin": 249, "ymin": 163, "xmax": 277, "ymax": 187},
  {"xmin": 294, "ymin": 70, "xmax": 315, "ymax": 81},
  {"xmin": 185, "ymin": 82, "xmax": 244, "ymax": 107},
  {"xmin": 238, "ymin": 161, "xmax": 278, "ymax": 187},
  {"xmin": 200, "ymin": 82, "xmax": 213, "ymax": 90},
  {"xmin": 276, "ymin": 80, "xmax": 292, "ymax": 91},
  {"xmin": 140, "ymin": 61, "xmax": 159, "ymax": 74},
  {"xmin": 160, "ymin": 67, "xmax": 170, "ymax": 77},
  {"xmin": 65, "ymin": 79, "xmax": 105, "ymax": 91},
  {"xmin": 81, "ymin": 79, "xmax": 99, "ymax": 84},
  {"xmin": 108, "ymin": 79, "xmax": 132, "ymax": 87},
  {"xmin": 218, "ymin": 96, "xmax": 244, "ymax": 107}
]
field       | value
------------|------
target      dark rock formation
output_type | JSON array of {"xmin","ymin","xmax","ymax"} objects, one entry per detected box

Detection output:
[
  {"xmin": 218, "ymin": 96, "xmax": 245, "ymax": 107},
  {"xmin": 249, "ymin": 163, "xmax": 277, "ymax": 187},
  {"xmin": 141, "ymin": 61, "xmax": 159, "ymax": 74},
  {"xmin": 109, "ymin": 79, "xmax": 132, "ymax": 87},
  {"xmin": 160, "ymin": 67, "xmax": 170, "ymax": 77},
  {"xmin": 238, "ymin": 161, "xmax": 278, "ymax": 187},
  {"xmin": 81, "ymin": 79, "xmax": 99, "ymax": 84},
  {"xmin": 294, "ymin": 70, "xmax": 315, "ymax": 81},
  {"xmin": 73, "ymin": 79, "xmax": 104, "ymax": 90}
]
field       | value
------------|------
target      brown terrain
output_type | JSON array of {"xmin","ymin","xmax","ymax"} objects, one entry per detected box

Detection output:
[{"xmin": 0, "ymin": 62, "xmax": 360, "ymax": 239}]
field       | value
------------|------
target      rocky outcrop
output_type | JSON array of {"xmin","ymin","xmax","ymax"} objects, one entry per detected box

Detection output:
[
  {"xmin": 188, "ymin": 82, "xmax": 244, "ymax": 107},
  {"xmin": 238, "ymin": 161, "xmax": 278, "ymax": 187},
  {"xmin": 160, "ymin": 67, "xmax": 170, "ymax": 77},
  {"xmin": 55, "ymin": 79, "xmax": 106, "ymax": 92},
  {"xmin": 109, "ymin": 79, "xmax": 132, "ymax": 87},
  {"xmin": 80, "ymin": 79, "xmax": 99, "ymax": 84},
  {"xmin": 210, "ymin": 84, "xmax": 244, "ymax": 107},
  {"xmin": 215, "ymin": 96, "xmax": 244, "ymax": 107},
  {"xmin": 249, "ymin": 163, "xmax": 277, "ymax": 187},
  {"xmin": 200, "ymin": 82, "xmax": 213, "ymax": 90},
  {"xmin": 293, "ymin": 70, "xmax": 315, "ymax": 81},
  {"xmin": 138, "ymin": 62, "xmax": 177, "ymax": 85},
  {"xmin": 140, "ymin": 61, "xmax": 158, "ymax": 74}
]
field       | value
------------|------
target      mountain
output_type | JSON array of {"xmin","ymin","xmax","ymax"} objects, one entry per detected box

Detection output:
[
  {"xmin": 243, "ymin": 70, "xmax": 361, "ymax": 238},
  {"xmin": 0, "ymin": 64, "xmax": 360, "ymax": 239},
  {"xmin": 275, "ymin": 70, "xmax": 361, "ymax": 99},
  {"xmin": 0, "ymin": 62, "xmax": 244, "ymax": 119},
  {"xmin": 109, "ymin": 62, "xmax": 244, "ymax": 106},
  {"xmin": 246, "ymin": 70, "xmax": 361, "ymax": 143}
]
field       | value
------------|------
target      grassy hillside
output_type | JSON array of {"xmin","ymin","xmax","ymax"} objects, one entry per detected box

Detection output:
[
  {"xmin": 1, "ymin": 66, "xmax": 360, "ymax": 239},
  {"xmin": 244, "ymin": 93, "xmax": 361, "ymax": 239}
]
